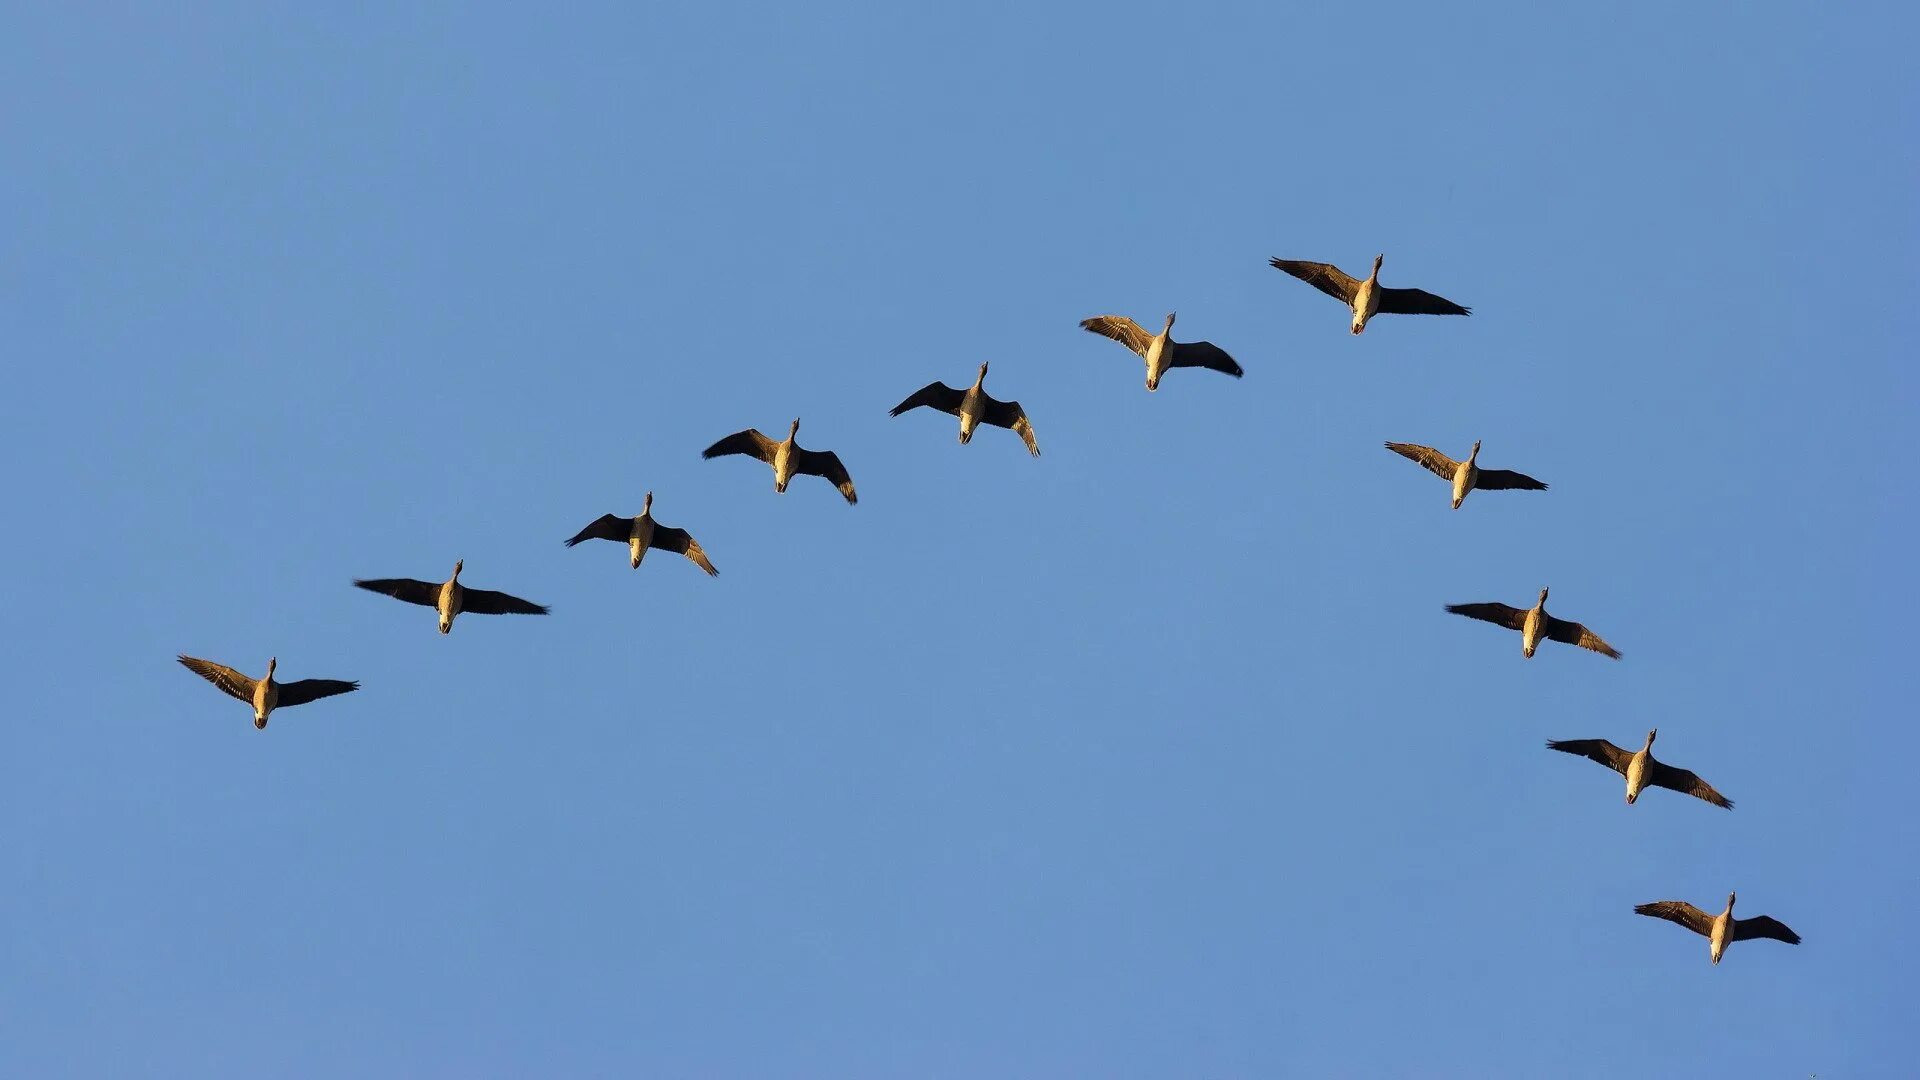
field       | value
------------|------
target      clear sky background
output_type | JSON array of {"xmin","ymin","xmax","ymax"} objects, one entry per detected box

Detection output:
[{"xmin": 2, "ymin": 3, "xmax": 1913, "ymax": 1076}]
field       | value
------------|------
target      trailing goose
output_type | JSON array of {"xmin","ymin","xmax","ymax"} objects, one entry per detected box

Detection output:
[
  {"xmin": 177, "ymin": 655, "xmax": 358, "ymax": 730},
  {"xmin": 564, "ymin": 492, "xmax": 718, "ymax": 574},
  {"xmin": 1445, "ymin": 587, "xmax": 1620, "ymax": 659},
  {"xmin": 1634, "ymin": 893, "xmax": 1801, "ymax": 965},
  {"xmin": 1269, "ymin": 254, "xmax": 1470, "ymax": 334},
  {"xmin": 353, "ymin": 559, "xmax": 550, "ymax": 634},
  {"xmin": 1078, "ymin": 312, "xmax": 1243, "ymax": 391},
  {"xmin": 889, "ymin": 362, "xmax": 1040, "ymax": 456},
  {"xmin": 1385, "ymin": 440, "xmax": 1547, "ymax": 509},
  {"xmin": 1547, "ymin": 729, "xmax": 1732, "ymax": 808},
  {"xmin": 702, "ymin": 419, "xmax": 857, "ymax": 504}
]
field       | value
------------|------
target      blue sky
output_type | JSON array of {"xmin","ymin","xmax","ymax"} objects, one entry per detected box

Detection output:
[{"xmin": 2, "ymin": 2, "xmax": 1913, "ymax": 1075}]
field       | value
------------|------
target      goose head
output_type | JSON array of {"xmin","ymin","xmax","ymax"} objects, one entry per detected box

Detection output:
[
  {"xmin": 266, "ymin": 656, "xmax": 277, "ymax": 679},
  {"xmin": 976, "ymin": 361, "xmax": 989, "ymax": 385},
  {"xmin": 1468, "ymin": 439, "xmax": 1482, "ymax": 462},
  {"xmin": 1536, "ymin": 587, "xmax": 1551, "ymax": 609},
  {"xmin": 643, "ymin": 491, "xmax": 654, "ymax": 513},
  {"xmin": 452, "ymin": 558, "xmax": 464, "ymax": 580},
  {"xmin": 788, "ymin": 418, "xmax": 801, "ymax": 441},
  {"xmin": 1371, "ymin": 253, "xmax": 1385, "ymax": 278},
  {"xmin": 1164, "ymin": 311, "xmax": 1177, "ymax": 333},
  {"xmin": 1726, "ymin": 891, "xmax": 1738, "ymax": 913}
]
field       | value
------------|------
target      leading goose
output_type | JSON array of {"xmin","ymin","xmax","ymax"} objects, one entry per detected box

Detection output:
[
  {"xmin": 564, "ymin": 492, "xmax": 718, "ymax": 574},
  {"xmin": 1635, "ymin": 892, "xmax": 1801, "ymax": 965},
  {"xmin": 1385, "ymin": 440, "xmax": 1547, "ymax": 509},
  {"xmin": 353, "ymin": 559, "xmax": 550, "ymax": 634},
  {"xmin": 889, "ymin": 362, "xmax": 1040, "ymax": 455},
  {"xmin": 1269, "ymin": 254, "xmax": 1469, "ymax": 334},
  {"xmin": 177, "ymin": 655, "xmax": 358, "ymax": 730},
  {"xmin": 1078, "ymin": 312, "xmax": 1243, "ymax": 391},
  {"xmin": 702, "ymin": 419, "xmax": 857, "ymax": 504},
  {"xmin": 1445, "ymin": 587, "xmax": 1621, "ymax": 659},
  {"xmin": 1547, "ymin": 729, "xmax": 1732, "ymax": 808}
]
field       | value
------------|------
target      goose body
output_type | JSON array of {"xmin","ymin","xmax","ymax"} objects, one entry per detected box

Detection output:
[
  {"xmin": 1446, "ymin": 587, "xmax": 1620, "ymax": 660},
  {"xmin": 1546, "ymin": 729, "xmax": 1732, "ymax": 808},
  {"xmin": 1385, "ymin": 440, "xmax": 1547, "ymax": 509},
  {"xmin": 703, "ymin": 419, "xmax": 857, "ymax": 504},
  {"xmin": 1078, "ymin": 312, "xmax": 1243, "ymax": 391},
  {"xmin": 1269, "ymin": 254, "xmax": 1470, "ymax": 334},
  {"xmin": 890, "ymin": 362, "xmax": 1040, "ymax": 455},
  {"xmin": 177, "ymin": 655, "xmax": 359, "ymax": 729},
  {"xmin": 564, "ymin": 492, "xmax": 719, "ymax": 574},
  {"xmin": 354, "ymin": 559, "xmax": 550, "ymax": 634},
  {"xmin": 1635, "ymin": 892, "xmax": 1800, "ymax": 965}
]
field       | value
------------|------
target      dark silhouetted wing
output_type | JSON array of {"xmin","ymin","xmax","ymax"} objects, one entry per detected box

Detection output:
[
  {"xmin": 274, "ymin": 678, "xmax": 360, "ymax": 708},
  {"xmin": 1545, "ymin": 615, "xmax": 1622, "ymax": 659},
  {"xmin": 1170, "ymin": 341, "xmax": 1243, "ymax": 377},
  {"xmin": 1444, "ymin": 603, "xmax": 1528, "ymax": 632},
  {"xmin": 565, "ymin": 514, "xmax": 631, "ymax": 547},
  {"xmin": 889, "ymin": 381, "xmax": 966, "ymax": 417},
  {"xmin": 1649, "ymin": 760, "xmax": 1733, "ymax": 809},
  {"xmin": 797, "ymin": 448, "xmax": 857, "ymax": 504},
  {"xmin": 981, "ymin": 396, "xmax": 1040, "ymax": 456},
  {"xmin": 1545, "ymin": 738, "xmax": 1632, "ymax": 777},
  {"xmin": 1385, "ymin": 442, "xmax": 1460, "ymax": 482},
  {"xmin": 1634, "ymin": 901, "xmax": 1715, "ymax": 938},
  {"xmin": 1269, "ymin": 259, "xmax": 1362, "ymax": 304},
  {"xmin": 1079, "ymin": 315, "xmax": 1154, "ymax": 356},
  {"xmin": 1376, "ymin": 286, "xmax": 1471, "ymax": 317},
  {"xmin": 1475, "ymin": 468, "xmax": 1548, "ymax": 492},
  {"xmin": 702, "ymin": 429, "xmax": 776, "ymax": 462},
  {"xmin": 1733, "ymin": 916, "xmax": 1800, "ymax": 944},
  {"xmin": 651, "ymin": 525, "xmax": 718, "ymax": 576},
  {"xmin": 353, "ymin": 577, "xmax": 441, "ymax": 607},
  {"xmin": 459, "ymin": 588, "xmax": 550, "ymax": 616},
  {"xmin": 178, "ymin": 655, "xmax": 256, "ymax": 703}
]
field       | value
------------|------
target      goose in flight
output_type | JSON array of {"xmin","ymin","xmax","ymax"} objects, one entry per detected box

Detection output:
[
  {"xmin": 1634, "ymin": 893, "xmax": 1801, "ymax": 964},
  {"xmin": 564, "ymin": 492, "xmax": 718, "ymax": 574},
  {"xmin": 1078, "ymin": 312, "xmax": 1243, "ymax": 391},
  {"xmin": 1445, "ymin": 587, "xmax": 1620, "ymax": 659},
  {"xmin": 1385, "ymin": 440, "xmax": 1547, "ymax": 509},
  {"xmin": 889, "ymin": 362, "xmax": 1040, "ymax": 456},
  {"xmin": 1269, "ymin": 254, "xmax": 1469, "ymax": 334},
  {"xmin": 1546, "ymin": 729, "xmax": 1732, "ymax": 808},
  {"xmin": 353, "ymin": 559, "xmax": 550, "ymax": 634},
  {"xmin": 703, "ymin": 419, "xmax": 857, "ymax": 504},
  {"xmin": 177, "ymin": 655, "xmax": 358, "ymax": 730}
]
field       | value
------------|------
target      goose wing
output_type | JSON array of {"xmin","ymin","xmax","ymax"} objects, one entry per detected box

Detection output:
[
  {"xmin": 1545, "ymin": 738, "xmax": 1632, "ymax": 777},
  {"xmin": 275, "ymin": 678, "xmax": 360, "ymax": 708},
  {"xmin": 353, "ymin": 577, "xmax": 442, "ymax": 607},
  {"xmin": 1169, "ymin": 341, "xmax": 1244, "ymax": 378},
  {"xmin": 1268, "ymin": 259, "xmax": 1362, "ymax": 304},
  {"xmin": 889, "ymin": 381, "xmax": 966, "ymax": 417},
  {"xmin": 1078, "ymin": 315, "xmax": 1154, "ymax": 357},
  {"xmin": 1634, "ymin": 901, "xmax": 1715, "ymax": 938},
  {"xmin": 178, "ymin": 655, "xmax": 256, "ymax": 703},
  {"xmin": 981, "ymin": 395, "xmax": 1040, "ymax": 456},
  {"xmin": 564, "ymin": 514, "xmax": 631, "ymax": 547},
  {"xmin": 1474, "ymin": 468, "xmax": 1548, "ymax": 492},
  {"xmin": 651, "ymin": 525, "xmax": 718, "ymax": 576},
  {"xmin": 1545, "ymin": 615, "xmax": 1622, "ymax": 659},
  {"xmin": 1385, "ymin": 442, "xmax": 1460, "ymax": 482},
  {"xmin": 1376, "ymin": 286, "xmax": 1471, "ymax": 317},
  {"xmin": 458, "ymin": 588, "xmax": 550, "ymax": 616},
  {"xmin": 1444, "ymin": 602, "xmax": 1528, "ymax": 632},
  {"xmin": 702, "ymin": 429, "xmax": 776, "ymax": 462},
  {"xmin": 1649, "ymin": 760, "xmax": 1734, "ymax": 809},
  {"xmin": 796, "ymin": 447, "xmax": 857, "ymax": 504},
  {"xmin": 1732, "ymin": 915, "xmax": 1801, "ymax": 944}
]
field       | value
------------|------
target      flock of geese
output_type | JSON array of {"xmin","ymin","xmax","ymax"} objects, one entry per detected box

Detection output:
[{"xmin": 174, "ymin": 253, "xmax": 1800, "ymax": 967}]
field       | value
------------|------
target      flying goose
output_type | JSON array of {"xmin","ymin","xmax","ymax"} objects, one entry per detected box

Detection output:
[
  {"xmin": 889, "ymin": 362, "xmax": 1040, "ymax": 456},
  {"xmin": 1635, "ymin": 893, "xmax": 1801, "ymax": 965},
  {"xmin": 1078, "ymin": 312, "xmax": 1243, "ymax": 391},
  {"xmin": 1445, "ymin": 587, "xmax": 1621, "ymax": 659},
  {"xmin": 1385, "ymin": 440, "xmax": 1547, "ymax": 509},
  {"xmin": 1547, "ymin": 729, "xmax": 1732, "ymax": 808},
  {"xmin": 177, "ymin": 655, "xmax": 358, "ymax": 730},
  {"xmin": 353, "ymin": 559, "xmax": 550, "ymax": 634},
  {"xmin": 702, "ymin": 419, "xmax": 857, "ymax": 504},
  {"xmin": 1269, "ymin": 254, "xmax": 1469, "ymax": 334},
  {"xmin": 565, "ymin": 492, "xmax": 718, "ymax": 574}
]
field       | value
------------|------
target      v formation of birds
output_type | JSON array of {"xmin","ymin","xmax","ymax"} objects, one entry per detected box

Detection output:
[{"xmin": 176, "ymin": 252, "xmax": 1798, "ymax": 966}]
